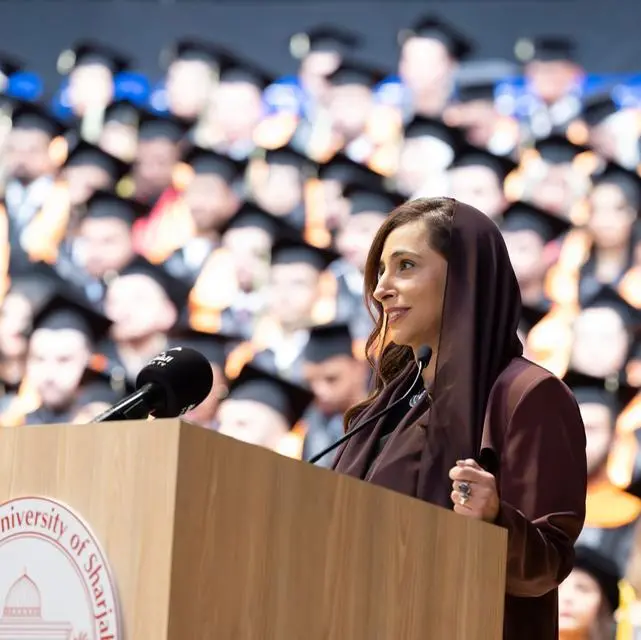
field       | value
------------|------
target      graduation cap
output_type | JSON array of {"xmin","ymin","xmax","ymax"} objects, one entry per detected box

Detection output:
[
  {"xmin": 138, "ymin": 110, "xmax": 190, "ymax": 143},
  {"xmin": 327, "ymin": 60, "xmax": 386, "ymax": 88},
  {"xmin": 183, "ymin": 146, "xmax": 246, "ymax": 183},
  {"xmin": 163, "ymin": 38, "xmax": 232, "ymax": 69},
  {"xmin": 449, "ymin": 143, "xmax": 517, "ymax": 181},
  {"xmin": 573, "ymin": 545, "xmax": 621, "ymax": 614},
  {"xmin": 563, "ymin": 369, "xmax": 636, "ymax": 415},
  {"xmin": 168, "ymin": 328, "xmax": 244, "ymax": 370},
  {"xmin": 221, "ymin": 202, "xmax": 300, "ymax": 240},
  {"xmin": 10, "ymin": 102, "xmax": 65, "ymax": 138},
  {"xmin": 32, "ymin": 289, "xmax": 112, "ymax": 345},
  {"xmin": 343, "ymin": 183, "xmax": 405, "ymax": 216},
  {"xmin": 582, "ymin": 92, "xmax": 619, "ymax": 128},
  {"xmin": 515, "ymin": 36, "xmax": 577, "ymax": 64},
  {"xmin": 82, "ymin": 190, "xmax": 148, "ymax": 226},
  {"xmin": 317, "ymin": 153, "xmax": 384, "ymax": 190},
  {"xmin": 304, "ymin": 323, "xmax": 356, "ymax": 363},
  {"xmin": 63, "ymin": 141, "xmax": 129, "ymax": 182},
  {"xmin": 500, "ymin": 201, "xmax": 571, "ymax": 244},
  {"xmin": 263, "ymin": 144, "xmax": 316, "ymax": 174},
  {"xmin": 592, "ymin": 161, "xmax": 641, "ymax": 209},
  {"xmin": 218, "ymin": 55, "xmax": 273, "ymax": 90},
  {"xmin": 403, "ymin": 116, "xmax": 464, "ymax": 150},
  {"xmin": 226, "ymin": 363, "xmax": 314, "ymax": 428},
  {"xmin": 103, "ymin": 100, "xmax": 140, "ymax": 128},
  {"xmin": 399, "ymin": 16, "xmax": 473, "ymax": 60},
  {"xmin": 581, "ymin": 284, "xmax": 641, "ymax": 329},
  {"xmin": 57, "ymin": 40, "xmax": 131, "ymax": 75},
  {"xmin": 534, "ymin": 135, "xmax": 589, "ymax": 165},
  {"xmin": 117, "ymin": 257, "xmax": 190, "ymax": 312},
  {"xmin": 271, "ymin": 237, "xmax": 338, "ymax": 271},
  {"xmin": 290, "ymin": 25, "xmax": 361, "ymax": 60},
  {"xmin": 455, "ymin": 78, "xmax": 496, "ymax": 104}
]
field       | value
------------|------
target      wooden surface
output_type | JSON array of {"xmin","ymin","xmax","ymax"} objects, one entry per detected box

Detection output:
[{"xmin": 0, "ymin": 420, "xmax": 507, "ymax": 639}]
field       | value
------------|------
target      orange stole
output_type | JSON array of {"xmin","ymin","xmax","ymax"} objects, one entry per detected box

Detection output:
[
  {"xmin": 608, "ymin": 393, "xmax": 641, "ymax": 489},
  {"xmin": 252, "ymin": 112, "xmax": 300, "ymax": 150},
  {"xmin": 20, "ymin": 181, "xmax": 71, "ymax": 265},
  {"xmin": 275, "ymin": 419, "xmax": 307, "ymax": 460},
  {"xmin": 585, "ymin": 475, "xmax": 641, "ymax": 529},
  {"xmin": 303, "ymin": 178, "xmax": 332, "ymax": 249},
  {"xmin": 0, "ymin": 377, "xmax": 41, "ymax": 427}
]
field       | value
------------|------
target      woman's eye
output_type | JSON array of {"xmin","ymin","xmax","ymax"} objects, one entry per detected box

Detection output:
[{"xmin": 399, "ymin": 260, "xmax": 414, "ymax": 270}]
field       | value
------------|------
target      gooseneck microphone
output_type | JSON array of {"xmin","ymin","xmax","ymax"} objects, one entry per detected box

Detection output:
[
  {"xmin": 92, "ymin": 347, "xmax": 214, "ymax": 423},
  {"xmin": 308, "ymin": 345, "xmax": 433, "ymax": 465}
]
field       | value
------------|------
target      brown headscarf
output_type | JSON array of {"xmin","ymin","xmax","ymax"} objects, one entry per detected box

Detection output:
[{"xmin": 334, "ymin": 199, "xmax": 524, "ymax": 508}]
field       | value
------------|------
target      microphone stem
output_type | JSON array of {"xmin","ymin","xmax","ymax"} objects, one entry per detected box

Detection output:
[{"xmin": 91, "ymin": 382, "xmax": 161, "ymax": 423}]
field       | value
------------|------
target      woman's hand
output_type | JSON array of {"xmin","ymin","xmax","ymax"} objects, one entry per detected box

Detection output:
[{"xmin": 448, "ymin": 458, "xmax": 500, "ymax": 522}]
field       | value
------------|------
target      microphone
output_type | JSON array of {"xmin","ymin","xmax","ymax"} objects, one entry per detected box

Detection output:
[
  {"xmin": 92, "ymin": 346, "xmax": 214, "ymax": 423},
  {"xmin": 308, "ymin": 345, "xmax": 433, "ymax": 465}
]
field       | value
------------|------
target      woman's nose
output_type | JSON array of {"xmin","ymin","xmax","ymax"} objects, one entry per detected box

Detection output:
[{"xmin": 373, "ymin": 274, "xmax": 394, "ymax": 303}]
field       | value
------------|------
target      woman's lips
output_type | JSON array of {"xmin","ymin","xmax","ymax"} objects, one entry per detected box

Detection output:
[{"xmin": 387, "ymin": 307, "xmax": 410, "ymax": 324}]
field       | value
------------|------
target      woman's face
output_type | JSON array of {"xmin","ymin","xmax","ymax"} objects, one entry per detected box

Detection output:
[
  {"xmin": 558, "ymin": 569, "xmax": 603, "ymax": 633},
  {"xmin": 373, "ymin": 219, "xmax": 447, "ymax": 353}
]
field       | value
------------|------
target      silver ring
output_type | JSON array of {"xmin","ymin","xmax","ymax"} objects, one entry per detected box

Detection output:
[
  {"xmin": 459, "ymin": 494, "xmax": 469, "ymax": 506},
  {"xmin": 458, "ymin": 482, "xmax": 472, "ymax": 498}
]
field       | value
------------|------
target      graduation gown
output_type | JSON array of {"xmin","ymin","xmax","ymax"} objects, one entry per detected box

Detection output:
[
  {"xmin": 164, "ymin": 238, "xmax": 218, "ymax": 286},
  {"xmin": 24, "ymin": 404, "xmax": 74, "ymax": 426},
  {"xmin": 330, "ymin": 260, "xmax": 373, "ymax": 341},
  {"xmin": 301, "ymin": 408, "xmax": 345, "ymax": 468}
]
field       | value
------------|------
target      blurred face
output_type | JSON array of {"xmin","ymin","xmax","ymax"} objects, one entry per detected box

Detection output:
[
  {"xmin": 222, "ymin": 227, "xmax": 272, "ymax": 291},
  {"xmin": 328, "ymin": 85, "xmax": 373, "ymax": 138},
  {"xmin": 68, "ymin": 65, "xmax": 114, "ymax": 116},
  {"xmin": 526, "ymin": 60, "xmax": 580, "ymax": 105},
  {"xmin": 336, "ymin": 212, "xmax": 386, "ymax": 272},
  {"xmin": 559, "ymin": 569, "xmax": 603, "ymax": 634},
  {"xmin": 588, "ymin": 184, "xmax": 636, "ymax": 250},
  {"xmin": 77, "ymin": 218, "xmax": 135, "ymax": 278},
  {"xmin": 529, "ymin": 164, "xmax": 576, "ymax": 216},
  {"xmin": 320, "ymin": 179, "xmax": 350, "ymax": 231},
  {"xmin": 105, "ymin": 275, "xmax": 177, "ymax": 341},
  {"xmin": 27, "ymin": 329, "xmax": 90, "ymax": 409},
  {"xmin": 303, "ymin": 356, "xmax": 365, "ymax": 415},
  {"xmin": 374, "ymin": 219, "xmax": 448, "ymax": 353},
  {"xmin": 397, "ymin": 138, "xmax": 453, "ymax": 195},
  {"xmin": 214, "ymin": 82, "xmax": 263, "ymax": 139},
  {"xmin": 448, "ymin": 166, "xmax": 506, "ymax": 219},
  {"xmin": 502, "ymin": 230, "xmax": 546, "ymax": 285},
  {"xmin": 184, "ymin": 174, "xmax": 238, "ymax": 232},
  {"xmin": 184, "ymin": 363, "xmax": 224, "ymax": 425},
  {"xmin": 63, "ymin": 165, "xmax": 113, "ymax": 207},
  {"xmin": 253, "ymin": 165, "xmax": 303, "ymax": 216},
  {"xmin": 399, "ymin": 38, "xmax": 453, "ymax": 92},
  {"xmin": 444, "ymin": 101, "xmax": 498, "ymax": 147},
  {"xmin": 166, "ymin": 60, "xmax": 214, "ymax": 120},
  {"xmin": 5, "ymin": 129, "xmax": 54, "ymax": 184},
  {"xmin": 571, "ymin": 308, "xmax": 629, "ymax": 377},
  {"xmin": 580, "ymin": 402, "xmax": 614, "ymax": 475},
  {"xmin": 99, "ymin": 122, "xmax": 137, "ymax": 163},
  {"xmin": 0, "ymin": 292, "xmax": 34, "ymax": 358},
  {"xmin": 589, "ymin": 123, "xmax": 618, "ymax": 161},
  {"xmin": 134, "ymin": 138, "xmax": 180, "ymax": 202},
  {"xmin": 300, "ymin": 52, "xmax": 341, "ymax": 103},
  {"xmin": 217, "ymin": 399, "xmax": 288, "ymax": 449},
  {"xmin": 268, "ymin": 263, "xmax": 319, "ymax": 330}
]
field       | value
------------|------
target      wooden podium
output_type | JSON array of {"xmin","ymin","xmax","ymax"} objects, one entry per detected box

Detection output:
[{"xmin": 0, "ymin": 419, "xmax": 507, "ymax": 639}]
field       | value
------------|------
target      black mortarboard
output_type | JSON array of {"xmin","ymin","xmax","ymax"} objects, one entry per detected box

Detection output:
[
  {"xmin": 592, "ymin": 161, "xmax": 641, "ymax": 210},
  {"xmin": 138, "ymin": 111, "xmax": 190, "ymax": 143},
  {"xmin": 582, "ymin": 92, "xmax": 619, "ymax": 128},
  {"xmin": 218, "ymin": 55, "xmax": 273, "ymax": 90},
  {"xmin": 403, "ymin": 116, "xmax": 464, "ymax": 150},
  {"xmin": 327, "ymin": 60, "xmax": 386, "ymax": 88},
  {"xmin": 0, "ymin": 52, "xmax": 23, "ymax": 78},
  {"xmin": 535, "ymin": 135, "xmax": 589, "ymax": 165},
  {"xmin": 183, "ymin": 146, "xmax": 246, "ymax": 183},
  {"xmin": 290, "ymin": 25, "xmax": 361, "ymax": 59},
  {"xmin": 221, "ymin": 202, "xmax": 299, "ymax": 240},
  {"xmin": 563, "ymin": 369, "xmax": 636, "ymax": 415},
  {"xmin": 500, "ymin": 201, "xmax": 571, "ymax": 244},
  {"xmin": 343, "ymin": 183, "xmax": 405, "ymax": 216},
  {"xmin": 263, "ymin": 144, "xmax": 316, "ymax": 174},
  {"xmin": 271, "ymin": 237, "xmax": 338, "ymax": 271},
  {"xmin": 582, "ymin": 285, "xmax": 641, "ymax": 329},
  {"xmin": 117, "ymin": 257, "xmax": 190, "ymax": 312},
  {"xmin": 11, "ymin": 102, "xmax": 65, "ymax": 138},
  {"xmin": 573, "ymin": 545, "xmax": 621, "ymax": 614},
  {"xmin": 226, "ymin": 363, "xmax": 314, "ymax": 428},
  {"xmin": 304, "ymin": 323, "xmax": 355, "ymax": 363},
  {"xmin": 399, "ymin": 16, "xmax": 473, "ymax": 60},
  {"xmin": 164, "ymin": 39, "xmax": 232, "ymax": 68},
  {"xmin": 168, "ymin": 329, "xmax": 244, "ymax": 369},
  {"xmin": 515, "ymin": 36, "xmax": 577, "ymax": 64},
  {"xmin": 64, "ymin": 141, "xmax": 129, "ymax": 182},
  {"xmin": 32, "ymin": 290, "xmax": 112, "ymax": 344},
  {"xmin": 103, "ymin": 100, "xmax": 140, "ymax": 128},
  {"xmin": 57, "ymin": 40, "xmax": 131, "ymax": 75},
  {"xmin": 83, "ymin": 190, "xmax": 148, "ymax": 226},
  {"xmin": 450, "ymin": 143, "xmax": 517, "ymax": 181},
  {"xmin": 456, "ymin": 78, "xmax": 496, "ymax": 104},
  {"xmin": 317, "ymin": 153, "xmax": 384, "ymax": 190}
]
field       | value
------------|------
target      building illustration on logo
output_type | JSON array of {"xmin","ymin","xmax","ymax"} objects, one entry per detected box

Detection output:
[{"xmin": 0, "ymin": 571, "xmax": 76, "ymax": 639}]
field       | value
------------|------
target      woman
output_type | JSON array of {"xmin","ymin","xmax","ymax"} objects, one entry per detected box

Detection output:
[
  {"xmin": 558, "ymin": 545, "xmax": 619, "ymax": 639},
  {"xmin": 332, "ymin": 197, "xmax": 587, "ymax": 639}
]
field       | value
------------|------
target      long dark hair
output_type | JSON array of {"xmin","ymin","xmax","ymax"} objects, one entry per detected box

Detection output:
[{"xmin": 343, "ymin": 197, "xmax": 455, "ymax": 430}]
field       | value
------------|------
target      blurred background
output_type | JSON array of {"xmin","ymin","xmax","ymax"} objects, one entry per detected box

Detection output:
[{"xmin": 1, "ymin": 1, "xmax": 641, "ymax": 637}]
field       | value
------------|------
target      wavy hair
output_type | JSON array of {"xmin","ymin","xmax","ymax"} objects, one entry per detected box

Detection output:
[{"xmin": 343, "ymin": 197, "xmax": 455, "ymax": 430}]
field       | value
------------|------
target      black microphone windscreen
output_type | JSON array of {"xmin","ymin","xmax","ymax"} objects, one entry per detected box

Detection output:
[
  {"xmin": 416, "ymin": 345, "xmax": 433, "ymax": 367},
  {"xmin": 136, "ymin": 347, "xmax": 213, "ymax": 418}
]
